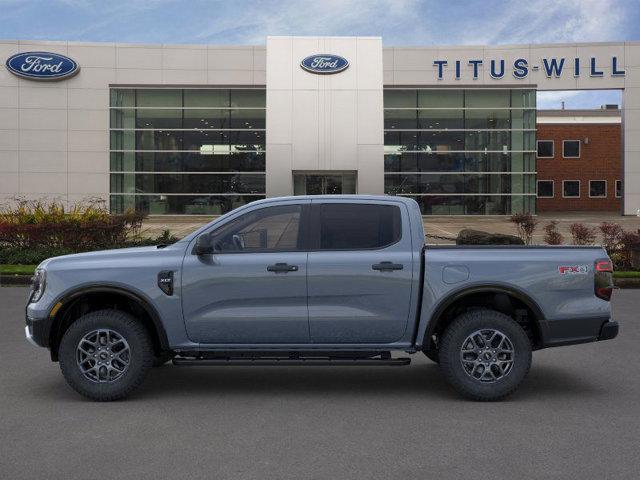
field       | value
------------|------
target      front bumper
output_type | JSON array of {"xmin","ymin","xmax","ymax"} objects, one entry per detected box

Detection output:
[
  {"xmin": 25, "ymin": 313, "xmax": 52, "ymax": 348},
  {"xmin": 25, "ymin": 325, "xmax": 39, "ymax": 347}
]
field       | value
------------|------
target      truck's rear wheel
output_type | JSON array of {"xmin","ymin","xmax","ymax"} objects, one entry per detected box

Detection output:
[
  {"xmin": 58, "ymin": 309, "xmax": 153, "ymax": 401},
  {"xmin": 439, "ymin": 309, "xmax": 531, "ymax": 401}
]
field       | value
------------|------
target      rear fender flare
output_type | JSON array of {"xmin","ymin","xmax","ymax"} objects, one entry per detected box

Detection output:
[{"xmin": 416, "ymin": 283, "xmax": 547, "ymax": 349}]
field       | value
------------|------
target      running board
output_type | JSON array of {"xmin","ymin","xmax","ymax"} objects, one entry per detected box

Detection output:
[{"xmin": 172, "ymin": 356, "xmax": 411, "ymax": 367}]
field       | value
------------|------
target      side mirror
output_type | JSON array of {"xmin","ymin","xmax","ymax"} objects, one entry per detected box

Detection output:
[{"xmin": 194, "ymin": 233, "xmax": 214, "ymax": 255}]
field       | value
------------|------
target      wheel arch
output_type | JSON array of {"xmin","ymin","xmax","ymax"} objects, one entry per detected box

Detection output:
[
  {"xmin": 421, "ymin": 283, "xmax": 547, "ymax": 351},
  {"xmin": 48, "ymin": 285, "xmax": 169, "ymax": 361}
]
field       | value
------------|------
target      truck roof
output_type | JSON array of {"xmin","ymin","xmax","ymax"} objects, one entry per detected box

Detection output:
[{"xmin": 249, "ymin": 195, "xmax": 418, "ymax": 206}]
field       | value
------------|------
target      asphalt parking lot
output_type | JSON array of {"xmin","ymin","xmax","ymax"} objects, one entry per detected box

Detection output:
[{"xmin": 1, "ymin": 287, "xmax": 639, "ymax": 480}]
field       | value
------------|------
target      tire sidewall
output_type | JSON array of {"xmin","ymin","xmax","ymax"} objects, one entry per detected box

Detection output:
[
  {"xmin": 59, "ymin": 310, "xmax": 152, "ymax": 401},
  {"xmin": 440, "ymin": 310, "xmax": 532, "ymax": 400}
]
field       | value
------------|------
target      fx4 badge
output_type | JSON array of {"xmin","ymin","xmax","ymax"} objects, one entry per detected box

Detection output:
[{"xmin": 558, "ymin": 265, "xmax": 589, "ymax": 275}]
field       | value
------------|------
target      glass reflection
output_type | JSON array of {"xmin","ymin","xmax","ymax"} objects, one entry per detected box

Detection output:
[
  {"xmin": 109, "ymin": 88, "xmax": 266, "ymax": 214},
  {"xmin": 383, "ymin": 88, "xmax": 536, "ymax": 215}
]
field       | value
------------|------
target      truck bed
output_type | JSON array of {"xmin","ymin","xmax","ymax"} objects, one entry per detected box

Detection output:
[{"xmin": 418, "ymin": 245, "xmax": 612, "ymax": 348}]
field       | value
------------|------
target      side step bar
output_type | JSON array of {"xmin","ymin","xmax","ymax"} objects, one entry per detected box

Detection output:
[{"xmin": 172, "ymin": 356, "xmax": 411, "ymax": 367}]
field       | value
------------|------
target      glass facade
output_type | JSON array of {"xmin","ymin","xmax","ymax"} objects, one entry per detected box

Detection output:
[
  {"xmin": 293, "ymin": 172, "xmax": 357, "ymax": 195},
  {"xmin": 110, "ymin": 87, "xmax": 535, "ymax": 216},
  {"xmin": 110, "ymin": 88, "xmax": 265, "ymax": 215},
  {"xmin": 384, "ymin": 88, "xmax": 536, "ymax": 215}
]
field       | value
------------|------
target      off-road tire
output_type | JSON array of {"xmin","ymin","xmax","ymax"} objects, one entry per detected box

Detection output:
[
  {"xmin": 58, "ymin": 309, "xmax": 153, "ymax": 401},
  {"xmin": 439, "ymin": 309, "xmax": 532, "ymax": 401}
]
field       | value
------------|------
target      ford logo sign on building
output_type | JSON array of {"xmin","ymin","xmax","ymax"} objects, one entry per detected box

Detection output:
[
  {"xmin": 300, "ymin": 54, "xmax": 349, "ymax": 74},
  {"xmin": 5, "ymin": 52, "xmax": 79, "ymax": 80}
]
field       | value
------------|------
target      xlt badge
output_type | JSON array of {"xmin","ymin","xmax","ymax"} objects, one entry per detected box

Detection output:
[{"xmin": 157, "ymin": 271, "xmax": 174, "ymax": 295}]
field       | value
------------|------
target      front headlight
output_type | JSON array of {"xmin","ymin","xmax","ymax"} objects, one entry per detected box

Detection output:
[{"xmin": 30, "ymin": 268, "xmax": 46, "ymax": 303}]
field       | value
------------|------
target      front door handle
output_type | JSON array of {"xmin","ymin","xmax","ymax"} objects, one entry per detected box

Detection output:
[
  {"xmin": 372, "ymin": 261, "xmax": 404, "ymax": 272},
  {"xmin": 267, "ymin": 263, "xmax": 299, "ymax": 273}
]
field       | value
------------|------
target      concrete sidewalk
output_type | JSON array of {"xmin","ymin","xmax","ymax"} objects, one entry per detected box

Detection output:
[{"xmin": 141, "ymin": 211, "xmax": 640, "ymax": 244}]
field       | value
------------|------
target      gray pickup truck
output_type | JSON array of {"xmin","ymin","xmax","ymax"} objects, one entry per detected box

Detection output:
[{"xmin": 25, "ymin": 195, "xmax": 618, "ymax": 401}]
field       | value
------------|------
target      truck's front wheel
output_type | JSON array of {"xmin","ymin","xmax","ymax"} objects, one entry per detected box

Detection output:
[
  {"xmin": 58, "ymin": 309, "xmax": 154, "ymax": 401},
  {"xmin": 423, "ymin": 349, "xmax": 439, "ymax": 363},
  {"xmin": 439, "ymin": 309, "xmax": 532, "ymax": 401}
]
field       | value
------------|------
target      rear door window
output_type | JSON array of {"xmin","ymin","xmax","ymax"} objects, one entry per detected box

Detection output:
[{"xmin": 317, "ymin": 203, "xmax": 401, "ymax": 250}]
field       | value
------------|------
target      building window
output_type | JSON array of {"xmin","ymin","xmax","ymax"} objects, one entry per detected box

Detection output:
[
  {"xmin": 562, "ymin": 140, "xmax": 580, "ymax": 158},
  {"xmin": 615, "ymin": 180, "xmax": 622, "ymax": 198},
  {"xmin": 109, "ymin": 88, "xmax": 266, "ymax": 214},
  {"xmin": 589, "ymin": 180, "xmax": 607, "ymax": 198},
  {"xmin": 293, "ymin": 172, "xmax": 356, "ymax": 195},
  {"xmin": 383, "ymin": 88, "xmax": 536, "ymax": 215},
  {"xmin": 537, "ymin": 180, "xmax": 554, "ymax": 198},
  {"xmin": 536, "ymin": 140, "xmax": 554, "ymax": 158},
  {"xmin": 563, "ymin": 180, "xmax": 580, "ymax": 198}
]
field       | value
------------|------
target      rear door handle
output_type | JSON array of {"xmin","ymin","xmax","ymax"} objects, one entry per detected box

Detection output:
[
  {"xmin": 372, "ymin": 261, "xmax": 404, "ymax": 272},
  {"xmin": 267, "ymin": 263, "xmax": 299, "ymax": 273}
]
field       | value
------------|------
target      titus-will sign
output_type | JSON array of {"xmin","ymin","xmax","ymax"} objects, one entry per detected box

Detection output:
[{"xmin": 5, "ymin": 52, "xmax": 80, "ymax": 80}]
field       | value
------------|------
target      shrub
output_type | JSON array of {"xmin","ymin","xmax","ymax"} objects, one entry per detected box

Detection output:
[
  {"xmin": 0, "ymin": 197, "xmax": 144, "ymax": 251},
  {"xmin": 456, "ymin": 229, "xmax": 524, "ymax": 245},
  {"xmin": 509, "ymin": 213, "xmax": 538, "ymax": 245},
  {"xmin": 569, "ymin": 223, "xmax": 597, "ymax": 245},
  {"xmin": 618, "ymin": 230, "xmax": 640, "ymax": 269},
  {"xmin": 128, "ymin": 229, "xmax": 180, "ymax": 247},
  {"xmin": 0, "ymin": 229, "xmax": 179, "ymax": 265},
  {"xmin": 599, "ymin": 222, "xmax": 624, "ymax": 254},
  {"xmin": 543, "ymin": 221, "xmax": 563, "ymax": 245},
  {"xmin": 0, "ymin": 246, "xmax": 76, "ymax": 265}
]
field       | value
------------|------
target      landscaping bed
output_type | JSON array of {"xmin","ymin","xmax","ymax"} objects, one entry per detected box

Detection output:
[{"xmin": 2, "ymin": 200, "xmax": 639, "ymax": 288}]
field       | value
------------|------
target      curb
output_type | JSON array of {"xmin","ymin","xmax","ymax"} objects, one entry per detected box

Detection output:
[
  {"xmin": 613, "ymin": 278, "xmax": 640, "ymax": 289},
  {"xmin": 0, "ymin": 274, "xmax": 32, "ymax": 286}
]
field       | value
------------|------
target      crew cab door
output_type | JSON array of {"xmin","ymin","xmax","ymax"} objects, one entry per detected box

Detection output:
[
  {"xmin": 181, "ymin": 202, "xmax": 310, "ymax": 344},
  {"xmin": 307, "ymin": 200, "xmax": 414, "ymax": 343}
]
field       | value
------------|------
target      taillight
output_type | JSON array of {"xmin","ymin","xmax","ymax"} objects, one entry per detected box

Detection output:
[
  {"xmin": 596, "ymin": 260, "xmax": 613, "ymax": 272},
  {"xmin": 594, "ymin": 258, "xmax": 613, "ymax": 301}
]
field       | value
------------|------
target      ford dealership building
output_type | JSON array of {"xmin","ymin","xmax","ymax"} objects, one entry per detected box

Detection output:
[{"xmin": 1, "ymin": 36, "xmax": 639, "ymax": 215}]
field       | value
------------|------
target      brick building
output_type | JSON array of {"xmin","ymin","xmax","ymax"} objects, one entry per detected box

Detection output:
[{"xmin": 536, "ymin": 108, "xmax": 622, "ymax": 213}]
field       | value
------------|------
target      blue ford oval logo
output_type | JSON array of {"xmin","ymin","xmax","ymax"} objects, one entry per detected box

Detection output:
[
  {"xmin": 300, "ymin": 54, "xmax": 349, "ymax": 74},
  {"xmin": 5, "ymin": 51, "xmax": 79, "ymax": 80}
]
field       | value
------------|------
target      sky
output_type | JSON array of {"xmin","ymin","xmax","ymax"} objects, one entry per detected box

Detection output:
[{"xmin": 0, "ymin": 0, "xmax": 638, "ymax": 108}]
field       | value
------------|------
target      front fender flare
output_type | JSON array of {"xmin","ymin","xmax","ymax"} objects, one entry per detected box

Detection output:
[{"xmin": 49, "ymin": 283, "xmax": 170, "ymax": 356}]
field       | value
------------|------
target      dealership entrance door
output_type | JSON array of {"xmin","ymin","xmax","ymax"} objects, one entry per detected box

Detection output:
[{"xmin": 293, "ymin": 171, "xmax": 357, "ymax": 195}]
